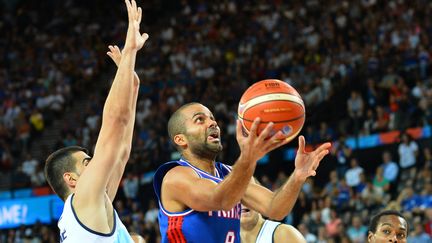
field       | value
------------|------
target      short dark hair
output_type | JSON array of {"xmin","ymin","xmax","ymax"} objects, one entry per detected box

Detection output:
[
  {"xmin": 368, "ymin": 210, "xmax": 408, "ymax": 234},
  {"xmin": 167, "ymin": 102, "xmax": 200, "ymax": 150},
  {"xmin": 44, "ymin": 146, "xmax": 88, "ymax": 201}
]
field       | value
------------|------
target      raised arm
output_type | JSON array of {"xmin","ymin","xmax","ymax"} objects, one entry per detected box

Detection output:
[
  {"xmin": 74, "ymin": 0, "xmax": 148, "ymax": 205},
  {"xmin": 162, "ymin": 119, "xmax": 291, "ymax": 212},
  {"xmin": 105, "ymin": 45, "xmax": 141, "ymax": 201},
  {"xmin": 242, "ymin": 136, "xmax": 331, "ymax": 220}
]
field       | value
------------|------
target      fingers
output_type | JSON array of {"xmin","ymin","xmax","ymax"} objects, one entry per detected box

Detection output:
[
  {"xmin": 297, "ymin": 135, "xmax": 305, "ymax": 153},
  {"xmin": 257, "ymin": 121, "xmax": 274, "ymax": 141},
  {"xmin": 248, "ymin": 117, "xmax": 261, "ymax": 139},
  {"xmin": 125, "ymin": 0, "xmax": 139, "ymax": 23},
  {"xmin": 235, "ymin": 119, "xmax": 245, "ymax": 141},
  {"xmin": 138, "ymin": 7, "xmax": 142, "ymax": 24},
  {"xmin": 125, "ymin": 0, "xmax": 132, "ymax": 21},
  {"xmin": 142, "ymin": 33, "xmax": 149, "ymax": 41},
  {"xmin": 263, "ymin": 131, "xmax": 290, "ymax": 152}
]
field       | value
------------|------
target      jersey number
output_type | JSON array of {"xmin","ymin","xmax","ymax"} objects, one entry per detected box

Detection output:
[{"xmin": 225, "ymin": 231, "xmax": 235, "ymax": 243}]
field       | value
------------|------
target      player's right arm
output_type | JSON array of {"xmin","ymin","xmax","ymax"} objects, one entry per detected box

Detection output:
[
  {"xmin": 73, "ymin": 0, "xmax": 147, "ymax": 221},
  {"xmin": 161, "ymin": 118, "xmax": 290, "ymax": 212}
]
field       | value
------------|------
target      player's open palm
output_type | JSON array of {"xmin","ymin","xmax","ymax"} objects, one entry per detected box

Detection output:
[
  {"xmin": 124, "ymin": 0, "xmax": 148, "ymax": 51},
  {"xmin": 236, "ymin": 118, "xmax": 290, "ymax": 163},
  {"xmin": 294, "ymin": 136, "xmax": 331, "ymax": 181}
]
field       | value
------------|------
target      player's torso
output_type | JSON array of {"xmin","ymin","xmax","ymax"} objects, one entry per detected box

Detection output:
[
  {"xmin": 58, "ymin": 194, "xmax": 133, "ymax": 243},
  {"xmin": 154, "ymin": 159, "xmax": 241, "ymax": 243}
]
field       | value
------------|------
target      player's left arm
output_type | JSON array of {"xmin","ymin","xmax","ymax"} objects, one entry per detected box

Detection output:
[
  {"xmin": 242, "ymin": 136, "xmax": 331, "ymax": 220},
  {"xmin": 105, "ymin": 45, "xmax": 141, "ymax": 201},
  {"xmin": 274, "ymin": 224, "xmax": 306, "ymax": 243}
]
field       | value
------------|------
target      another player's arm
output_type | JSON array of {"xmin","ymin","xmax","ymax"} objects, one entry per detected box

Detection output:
[
  {"xmin": 162, "ymin": 119, "xmax": 290, "ymax": 211},
  {"xmin": 105, "ymin": 45, "xmax": 141, "ymax": 201},
  {"xmin": 242, "ymin": 136, "xmax": 331, "ymax": 220},
  {"xmin": 274, "ymin": 224, "xmax": 306, "ymax": 243},
  {"xmin": 74, "ymin": 0, "xmax": 147, "ymax": 208}
]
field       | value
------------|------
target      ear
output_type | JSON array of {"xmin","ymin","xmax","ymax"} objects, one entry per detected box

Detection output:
[
  {"xmin": 174, "ymin": 134, "xmax": 187, "ymax": 148},
  {"xmin": 63, "ymin": 172, "xmax": 78, "ymax": 188},
  {"xmin": 367, "ymin": 231, "xmax": 374, "ymax": 242}
]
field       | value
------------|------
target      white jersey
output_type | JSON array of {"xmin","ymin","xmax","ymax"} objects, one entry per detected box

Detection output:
[
  {"xmin": 58, "ymin": 194, "xmax": 133, "ymax": 243},
  {"xmin": 256, "ymin": 220, "xmax": 281, "ymax": 243}
]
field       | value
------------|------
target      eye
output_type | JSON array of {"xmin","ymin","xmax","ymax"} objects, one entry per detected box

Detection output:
[
  {"xmin": 382, "ymin": 229, "xmax": 391, "ymax": 234},
  {"xmin": 195, "ymin": 116, "xmax": 204, "ymax": 123},
  {"xmin": 397, "ymin": 233, "xmax": 406, "ymax": 239}
]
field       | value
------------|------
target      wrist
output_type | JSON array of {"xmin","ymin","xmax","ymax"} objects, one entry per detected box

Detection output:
[
  {"xmin": 292, "ymin": 169, "xmax": 307, "ymax": 184},
  {"xmin": 237, "ymin": 153, "xmax": 257, "ymax": 168},
  {"xmin": 121, "ymin": 46, "xmax": 139, "ymax": 53}
]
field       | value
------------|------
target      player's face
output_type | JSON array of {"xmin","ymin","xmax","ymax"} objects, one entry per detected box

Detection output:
[
  {"xmin": 240, "ymin": 206, "xmax": 259, "ymax": 227},
  {"xmin": 63, "ymin": 151, "xmax": 91, "ymax": 191},
  {"xmin": 72, "ymin": 151, "xmax": 91, "ymax": 179},
  {"xmin": 182, "ymin": 104, "xmax": 222, "ymax": 157},
  {"xmin": 368, "ymin": 215, "xmax": 408, "ymax": 243}
]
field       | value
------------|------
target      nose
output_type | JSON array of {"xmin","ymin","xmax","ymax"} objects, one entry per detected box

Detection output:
[
  {"xmin": 208, "ymin": 119, "xmax": 217, "ymax": 128},
  {"xmin": 389, "ymin": 235, "xmax": 397, "ymax": 242}
]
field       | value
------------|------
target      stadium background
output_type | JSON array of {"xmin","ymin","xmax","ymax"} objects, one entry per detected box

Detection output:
[{"xmin": 1, "ymin": 0, "xmax": 432, "ymax": 242}]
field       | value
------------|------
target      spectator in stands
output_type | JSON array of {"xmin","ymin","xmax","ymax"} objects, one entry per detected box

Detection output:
[
  {"xmin": 398, "ymin": 132, "xmax": 419, "ymax": 181},
  {"xmin": 326, "ymin": 209, "xmax": 342, "ymax": 238},
  {"xmin": 298, "ymin": 223, "xmax": 317, "ymax": 243},
  {"xmin": 381, "ymin": 151, "xmax": 399, "ymax": 184},
  {"xmin": 122, "ymin": 172, "xmax": 139, "ymax": 200},
  {"xmin": 372, "ymin": 167, "xmax": 390, "ymax": 195},
  {"xmin": 347, "ymin": 215, "xmax": 368, "ymax": 243},
  {"xmin": 345, "ymin": 158, "xmax": 364, "ymax": 188},
  {"xmin": 424, "ymin": 208, "xmax": 432, "ymax": 237},
  {"xmin": 407, "ymin": 220, "xmax": 431, "ymax": 243}
]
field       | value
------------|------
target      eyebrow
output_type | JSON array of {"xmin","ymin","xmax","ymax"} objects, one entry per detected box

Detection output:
[
  {"xmin": 381, "ymin": 223, "xmax": 407, "ymax": 231},
  {"xmin": 192, "ymin": 112, "xmax": 207, "ymax": 119}
]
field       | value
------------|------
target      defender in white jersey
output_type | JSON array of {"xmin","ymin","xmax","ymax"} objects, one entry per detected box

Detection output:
[
  {"xmin": 241, "ymin": 206, "xmax": 306, "ymax": 243},
  {"xmin": 44, "ymin": 1, "xmax": 148, "ymax": 242}
]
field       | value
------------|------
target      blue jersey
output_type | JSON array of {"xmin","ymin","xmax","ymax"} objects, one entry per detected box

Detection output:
[{"xmin": 153, "ymin": 159, "xmax": 241, "ymax": 243}]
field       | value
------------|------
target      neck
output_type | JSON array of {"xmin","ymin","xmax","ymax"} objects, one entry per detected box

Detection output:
[
  {"xmin": 182, "ymin": 152, "xmax": 216, "ymax": 175},
  {"xmin": 241, "ymin": 218, "xmax": 265, "ymax": 242}
]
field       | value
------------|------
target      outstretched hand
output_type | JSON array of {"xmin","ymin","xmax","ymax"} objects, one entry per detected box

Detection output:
[
  {"xmin": 124, "ymin": 0, "xmax": 149, "ymax": 51},
  {"xmin": 294, "ymin": 136, "xmax": 331, "ymax": 181}
]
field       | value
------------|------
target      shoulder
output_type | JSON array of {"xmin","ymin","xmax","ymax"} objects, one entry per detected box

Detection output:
[{"xmin": 274, "ymin": 224, "xmax": 306, "ymax": 243}]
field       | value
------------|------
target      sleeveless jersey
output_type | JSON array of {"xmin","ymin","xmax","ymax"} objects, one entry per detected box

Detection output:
[
  {"xmin": 58, "ymin": 194, "xmax": 134, "ymax": 243},
  {"xmin": 256, "ymin": 220, "xmax": 281, "ymax": 243},
  {"xmin": 153, "ymin": 159, "xmax": 241, "ymax": 243}
]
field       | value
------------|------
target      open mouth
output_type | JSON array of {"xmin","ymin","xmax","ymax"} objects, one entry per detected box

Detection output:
[
  {"xmin": 241, "ymin": 208, "xmax": 250, "ymax": 214},
  {"xmin": 207, "ymin": 131, "xmax": 220, "ymax": 142}
]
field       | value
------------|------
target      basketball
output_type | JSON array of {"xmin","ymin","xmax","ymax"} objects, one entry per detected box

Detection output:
[{"xmin": 238, "ymin": 79, "xmax": 305, "ymax": 142}]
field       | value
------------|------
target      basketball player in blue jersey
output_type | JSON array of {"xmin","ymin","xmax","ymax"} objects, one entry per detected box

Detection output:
[
  {"xmin": 153, "ymin": 102, "xmax": 331, "ymax": 243},
  {"xmin": 44, "ymin": 0, "xmax": 148, "ymax": 242},
  {"xmin": 240, "ymin": 206, "xmax": 306, "ymax": 243}
]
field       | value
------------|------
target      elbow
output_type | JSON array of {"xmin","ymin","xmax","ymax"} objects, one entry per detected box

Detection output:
[
  {"xmin": 266, "ymin": 210, "xmax": 286, "ymax": 221},
  {"xmin": 271, "ymin": 214, "xmax": 286, "ymax": 221}
]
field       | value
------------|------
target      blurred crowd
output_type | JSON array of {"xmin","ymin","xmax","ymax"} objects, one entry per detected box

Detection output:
[{"xmin": 1, "ymin": 0, "xmax": 432, "ymax": 242}]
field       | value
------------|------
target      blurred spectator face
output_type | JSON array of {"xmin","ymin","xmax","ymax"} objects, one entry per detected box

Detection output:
[{"xmin": 367, "ymin": 215, "xmax": 408, "ymax": 243}]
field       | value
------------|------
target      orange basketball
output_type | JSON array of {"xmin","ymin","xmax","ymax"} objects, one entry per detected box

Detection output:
[{"xmin": 238, "ymin": 79, "xmax": 305, "ymax": 142}]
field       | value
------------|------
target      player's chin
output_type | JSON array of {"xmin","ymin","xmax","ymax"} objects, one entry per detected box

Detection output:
[{"xmin": 206, "ymin": 141, "xmax": 223, "ymax": 151}]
